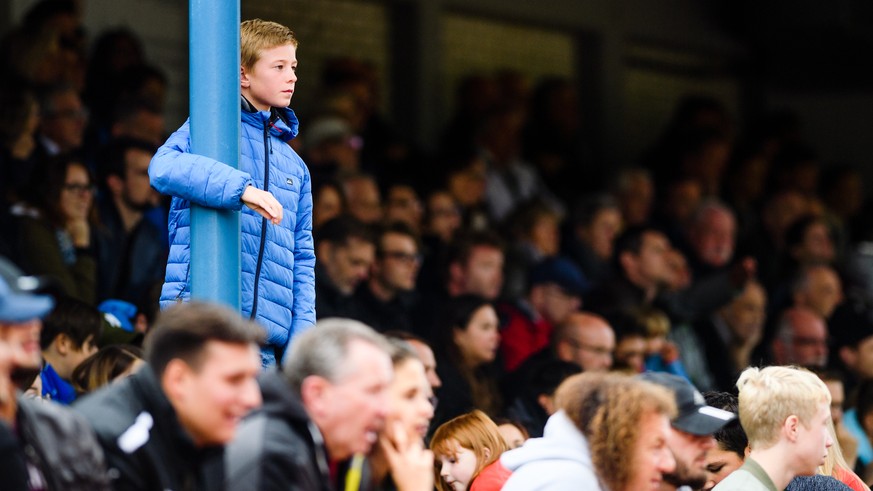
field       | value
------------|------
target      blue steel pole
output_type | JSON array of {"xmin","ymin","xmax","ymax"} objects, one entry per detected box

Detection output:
[{"xmin": 188, "ymin": 0, "xmax": 241, "ymax": 309}]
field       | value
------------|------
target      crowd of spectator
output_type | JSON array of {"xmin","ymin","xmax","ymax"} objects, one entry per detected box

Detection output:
[{"xmin": 3, "ymin": 2, "xmax": 873, "ymax": 491}]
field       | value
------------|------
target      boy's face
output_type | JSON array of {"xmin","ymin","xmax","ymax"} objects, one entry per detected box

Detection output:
[{"xmin": 241, "ymin": 44, "xmax": 298, "ymax": 111}]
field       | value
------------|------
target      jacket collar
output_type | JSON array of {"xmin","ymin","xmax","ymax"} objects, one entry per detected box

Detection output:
[{"xmin": 240, "ymin": 95, "xmax": 299, "ymax": 141}]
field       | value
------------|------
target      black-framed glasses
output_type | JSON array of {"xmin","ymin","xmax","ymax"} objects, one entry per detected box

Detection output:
[
  {"xmin": 62, "ymin": 183, "xmax": 96, "ymax": 195},
  {"xmin": 565, "ymin": 338, "xmax": 613, "ymax": 357}
]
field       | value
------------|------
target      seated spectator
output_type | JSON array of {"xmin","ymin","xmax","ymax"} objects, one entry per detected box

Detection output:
[
  {"xmin": 686, "ymin": 280, "xmax": 767, "ymax": 392},
  {"xmin": 639, "ymin": 307, "xmax": 689, "ymax": 379},
  {"xmin": 563, "ymin": 193, "xmax": 622, "ymax": 288},
  {"xmin": 383, "ymin": 181, "xmax": 424, "ymax": 232},
  {"xmin": 608, "ymin": 311, "xmax": 648, "ymax": 373},
  {"xmin": 39, "ymin": 296, "xmax": 102, "ymax": 403},
  {"xmin": 638, "ymin": 372, "xmax": 736, "ymax": 491},
  {"xmin": 0, "ymin": 85, "xmax": 40, "ymax": 207},
  {"xmin": 702, "ymin": 392, "xmax": 746, "ymax": 491},
  {"xmin": 433, "ymin": 295, "xmax": 502, "ymax": 428},
  {"xmin": 94, "ymin": 137, "xmax": 166, "ymax": 304},
  {"xmin": 415, "ymin": 230, "xmax": 504, "ymax": 343},
  {"xmin": 495, "ymin": 419, "xmax": 529, "ymax": 449},
  {"xmin": 70, "ymin": 344, "xmax": 144, "ymax": 394},
  {"xmin": 504, "ymin": 359, "xmax": 581, "ymax": 438},
  {"xmin": 14, "ymin": 154, "xmax": 98, "ymax": 304},
  {"xmin": 314, "ymin": 215, "xmax": 377, "ymax": 319},
  {"xmin": 770, "ymin": 306, "xmax": 829, "ymax": 368},
  {"xmin": 502, "ymin": 372, "xmax": 675, "ymax": 491},
  {"xmin": 713, "ymin": 366, "xmax": 834, "ymax": 491},
  {"xmin": 74, "ymin": 302, "xmax": 263, "ymax": 490},
  {"xmin": 311, "ymin": 177, "xmax": 347, "ymax": 229},
  {"xmin": 351, "ymin": 221, "xmax": 422, "ymax": 333},
  {"xmin": 0, "ymin": 255, "xmax": 110, "ymax": 490},
  {"xmin": 431, "ymin": 410, "xmax": 512, "ymax": 491},
  {"xmin": 500, "ymin": 198, "xmax": 562, "ymax": 301},
  {"xmin": 498, "ymin": 256, "xmax": 586, "ymax": 373},
  {"xmin": 365, "ymin": 338, "xmax": 435, "ymax": 491},
  {"xmin": 611, "ymin": 167, "xmax": 654, "ymax": 227},
  {"xmin": 386, "ymin": 330, "xmax": 442, "ymax": 390},
  {"xmin": 225, "ymin": 318, "xmax": 393, "ymax": 490},
  {"xmin": 341, "ymin": 172, "xmax": 383, "ymax": 225}
]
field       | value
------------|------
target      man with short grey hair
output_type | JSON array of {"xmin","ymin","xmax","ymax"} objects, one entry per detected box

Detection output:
[{"xmin": 226, "ymin": 317, "xmax": 394, "ymax": 491}]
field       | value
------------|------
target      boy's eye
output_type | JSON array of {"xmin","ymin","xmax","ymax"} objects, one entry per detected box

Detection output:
[{"xmin": 275, "ymin": 65, "xmax": 283, "ymax": 70}]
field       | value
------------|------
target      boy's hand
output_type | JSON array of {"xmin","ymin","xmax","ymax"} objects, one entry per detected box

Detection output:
[{"xmin": 242, "ymin": 186, "xmax": 283, "ymax": 225}]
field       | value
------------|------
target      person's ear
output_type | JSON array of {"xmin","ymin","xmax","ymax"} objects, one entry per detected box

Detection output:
[
  {"xmin": 55, "ymin": 333, "xmax": 71, "ymax": 356},
  {"xmin": 107, "ymin": 174, "xmax": 124, "ymax": 196},
  {"xmin": 482, "ymin": 447, "xmax": 492, "ymax": 461},
  {"xmin": 784, "ymin": 414, "xmax": 800, "ymax": 442},
  {"xmin": 161, "ymin": 358, "xmax": 192, "ymax": 405},
  {"xmin": 240, "ymin": 65, "xmax": 251, "ymax": 88},
  {"xmin": 300, "ymin": 375, "xmax": 330, "ymax": 418}
]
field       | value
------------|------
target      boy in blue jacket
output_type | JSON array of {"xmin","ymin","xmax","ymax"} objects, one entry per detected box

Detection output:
[{"xmin": 149, "ymin": 19, "xmax": 315, "ymax": 367}]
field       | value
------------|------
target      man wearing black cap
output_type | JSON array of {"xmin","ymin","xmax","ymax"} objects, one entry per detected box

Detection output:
[
  {"xmin": 0, "ymin": 256, "xmax": 110, "ymax": 490},
  {"xmin": 638, "ymin": 372, "xmax": 736, "ymax": 491}
]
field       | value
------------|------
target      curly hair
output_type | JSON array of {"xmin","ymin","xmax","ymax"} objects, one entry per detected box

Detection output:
[{"xmin": 556, "ymin": 372, "xmax": 676, "ymax": 491}]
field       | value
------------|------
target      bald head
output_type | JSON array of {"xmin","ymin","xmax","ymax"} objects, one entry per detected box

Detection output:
[{"xmin": 555, "ymin": 312, "xmax": 615, "ymax": 372}]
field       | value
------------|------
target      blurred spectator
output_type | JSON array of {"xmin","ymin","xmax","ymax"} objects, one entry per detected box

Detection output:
[
  {"xmin": 0, "ymin": 255, "xmax": 110, "ymax": 490},
  {"xmin": 94, "ymin": 137, "xmax": 166, "ymax": 304},
  {"xmin": 75, "ymin": 302, "xmax": 263, "ymax": 491},
  {"xmin": 386, "ymin": 330, "xmax": 442, "ymax": 390},
  {"xmin": 701, "ymin": 391, "xmax": 746, "ymax": 491},
  {"xmin": 564, "ymin": 193, "xmax": 622, "ymax": 287},
  {"xmin": 35, "ymin": 84, "xmax": 87, "ymax": 158},
  {"xmin": 609, "ymin": 311, "xmax": 649, "ymax": 374},
  {"xmin": 431, "ymin": 410, "xmax": 511, "ymax": 491},
  {"xmin": 70, "ymin": 344, "xmax": 144, "ymax": 394},
  {"xmin": 791, "ymin": 264, "xmax": 844, "ymax": 321},
  {"xmin": 685, "ymin": 200, "xmax": 737, "ymax": 276},
  {"xmin": 611, "ymin": 167, "xmax": 654, "ymax": 227},
  {"xmin": 433, "ymin": 295, "xmax": 502, "ymax": 428},
  {"xmin": 495, "ymin": 419, "xmax": 529, "ymax": 449},
  {"xmin": 770, "ymin": 306, "xmax": 829, "ymax": 367},
  {"xmin": 225, "ymin": 318, "xmax": 393, "ymax": 490},
  {"xmin": 498, "ymin": 257, "xmax": 586, "ymax": 373},
  {"xmin": 341, "ymin": 172, "xmax": 383, "ymax": 224},
  {"xmin": 14, "ymin": 154, "xmax": 98, "ymax": 304},
  {"xmin": 383, "ymin": 181, "xmax": 423, "ymax": 232},
  {"xmin": 553, "ymin": 311, "xmax": 615, "ymax": 373},
  {"xmin": 314, "ymin": 215, "xmax": 376, "ymax": 319},
  {"xmin": 0, "ymin": 85, "xmax": 40, "ymax": 206},
  {"xmin": 501, "ymin": 198, "xmax": 562, "ymax": 300},
  {"xmin": 504, "ymin": 359, "xmax": 581, "ymax": 438},
  {"xmin": 39, "ymin": 296, "xmax": 101, "ymax": 404},
  {"xmin": 351, "ymin": 221, "xmax": 422, "ymax": 333},
  {"xmin": 311, "ymin": 177, "xmax": 347, "ymax": 229}
]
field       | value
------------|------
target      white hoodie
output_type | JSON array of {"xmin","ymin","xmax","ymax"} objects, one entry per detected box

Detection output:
[{"xmin": 500, "ymin": 410, "xmax": 605, "ymax": 491}]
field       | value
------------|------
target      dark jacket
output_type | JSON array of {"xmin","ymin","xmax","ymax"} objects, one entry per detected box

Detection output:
[
  {"xmin": 225, "ymin": 370, "xmax": 332, "ymax": 491},
  {"xmin": 73, "ymin": 366, "xmax": 225, "ymax": 491},
  {"xmin": 17, "ymin": 395, "xmax": 110, "ymax": 491},
  {"xmin": 95, "ymin": 198, "xmax": 168, "ymax": 304}
]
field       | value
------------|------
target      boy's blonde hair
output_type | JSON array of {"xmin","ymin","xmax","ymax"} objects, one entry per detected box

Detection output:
[
  {"xmin": 635, "ymin": 306, "xmax": 671, "ymax": 339},
  {"xmin": 240, "ymin": 19, "xmax": 298, "ymax": 71},
  {"xmin": 430, "ymin": 410, "xmax": 508, "ymax": 491},
  {"xmin": 737, "ymin": 366, "xmax": 831, "ymax": 449}
]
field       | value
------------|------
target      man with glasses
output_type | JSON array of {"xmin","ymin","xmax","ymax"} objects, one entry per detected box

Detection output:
[
  {"xmin": 36, "ymin": 84, "xmax": 87, "ymax": 158},
  {"xmin": 554, "ymin": 311, "xmax": 615, "ymax": 372},
  {"xmin": 770, "ymin": 306, "xmax": 829, "ymax": 367},
  {"xmin": 351, "ymin": 222, "xmax": 422, "ymax": 333}
]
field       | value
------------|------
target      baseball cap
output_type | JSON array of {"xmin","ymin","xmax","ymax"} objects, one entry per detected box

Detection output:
[
  {"xmin": 0, "ymin": 257, "xmax": 54, "ymax": 323},
  {"xmin": 529, "ymin": 257, "xmax": 590, "ymax": 297},
  {"xmin": 638, "ymin": 371, "xmax": 735, "ymax": 436}
]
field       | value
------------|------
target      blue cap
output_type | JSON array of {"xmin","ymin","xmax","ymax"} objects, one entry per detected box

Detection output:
[
  {"xmin": 0, "ymin": 257, "xmax": 54, "ymax": 323},
  {"xmin": 529, "ymin": 257, "xmax": 590, "ymax": 297}
]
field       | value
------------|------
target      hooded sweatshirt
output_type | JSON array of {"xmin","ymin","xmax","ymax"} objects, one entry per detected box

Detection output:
[{"xmin": 500, "ymin": 410, "xmax": 604, "ymax": 491}]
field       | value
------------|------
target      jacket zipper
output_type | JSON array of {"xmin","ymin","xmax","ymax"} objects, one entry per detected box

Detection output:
[{"xmin": 250, "ymin": 119, "xmax": 271, "ymax": 320}]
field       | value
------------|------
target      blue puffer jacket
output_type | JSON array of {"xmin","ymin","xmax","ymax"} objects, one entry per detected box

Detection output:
[{"xmin": 149, "ymin": 99, "xmax": 316, "ymax": 366}]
